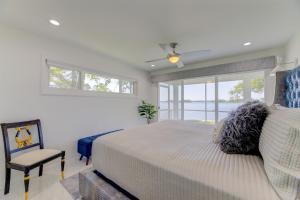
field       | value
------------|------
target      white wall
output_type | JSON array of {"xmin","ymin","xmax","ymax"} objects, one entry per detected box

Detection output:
[
  {"xmin": 284, "ymin": 29, "xmax": 300, "ymax": 63},
  {"xmin": 0, "ymin": 24, "xmax": 154, "ymax": 184}
]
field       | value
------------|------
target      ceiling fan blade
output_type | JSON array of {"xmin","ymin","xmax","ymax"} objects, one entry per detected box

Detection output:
[
  {"xmin": 181, "ymin": 49, "xmax": 211, "ymax": 56},
  {"xmin": 176, "ymin": 61, "xmax": 184, "ymax": 68},
  {"xmin": 159, "ymin": 43, "xmax": 174, "ymax": 55},
  {"xmin": 145, "ymin": 57, "xmax": 167, "ymax": 63}
]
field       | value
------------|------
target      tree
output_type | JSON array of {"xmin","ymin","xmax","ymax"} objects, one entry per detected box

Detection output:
[
  {"xmin": 121, "ymin": 80, "xmax": 132, "ymax": 93},
  {"xmin": 229, "ymin": 82, "xmax": 243, "ymax": 101},
  {"xmin": 49, "ymin": 66, "xmax": 78, "ymax": 88},
  {"xmin": 83, "ymin": 73, "xmax": 111, "ymax": 92},
  {"xmin": 229, "ymin": 78, "xmax": 264, "ymax": 101},
  {"xmin": 49, "ymin": 67, "xmax": 114, "ymax": 92},
  {"xmin": 251, "ymin": 78, "xmax": 264, "ymax": 93}
]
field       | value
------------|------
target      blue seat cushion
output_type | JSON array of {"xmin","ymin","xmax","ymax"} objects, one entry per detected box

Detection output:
[{"xmin": 77, "ymin": 129, "xmax": 122, "ymax": 158}]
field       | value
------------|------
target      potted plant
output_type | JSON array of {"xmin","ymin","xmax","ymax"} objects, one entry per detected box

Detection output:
[{"xmin": 138, "ymin": 100, "xmax": 157, "ymax": 124}]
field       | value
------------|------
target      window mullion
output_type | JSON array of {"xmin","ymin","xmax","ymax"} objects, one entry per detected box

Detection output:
[
  {"xmin": 79, "ymin": 72, "xmax": 83, "ymax": 90},
  {"xmin": 71, "ymin": 70, "xmax": 77, "ymax": 89},
  {"xmin": 205, "ymin": 82, "xmax": 207, "ymax": 122},
  {"xmin": 157, "ymin": 83, "xmax": 161, "ymax": 121},
  {"xmin": 244, "ymin": 78, "xmax": 251, "ymax": 102},
  {"xmin": 168, "ymin": 85, "xmax": 171, "ymax": 120},
  {"xmin": 215, "ymin": 76, "xmax": 219, "ymax": 122},
  {"xmin": 173, "ymin": 84, "xmax": 179, "ymax": 120},
  {"xmin": 119, "ymin": 80, "xmax": 123, "ymax": 94},
  {"xmin": 181, "ymin": 80, "xmax": 184, "ymax": 120}
]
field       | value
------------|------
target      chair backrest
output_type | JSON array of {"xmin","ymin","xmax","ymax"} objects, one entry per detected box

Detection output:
[{"xmin": 1, "ymin": 119, "xmax": 44, "ymax": 162}]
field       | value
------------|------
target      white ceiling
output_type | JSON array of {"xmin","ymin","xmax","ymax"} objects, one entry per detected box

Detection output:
[{"xmin": 0, "ymin": 0, "xmax": 299, "ymax": 71}]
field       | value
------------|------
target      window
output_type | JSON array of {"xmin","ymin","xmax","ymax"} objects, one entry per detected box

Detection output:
[
  {"xmin": 158, "ymin": 71, "xmax": 265, "ymax": 123},
  {"xmin": 121, "ymin": 80, "xmax": 134, "ymax": 94},
  {"xmin": 183, "ymin": 77, "xmax": 215, "ymax": 123},
  {"xmin": 184, "ymin": 82, "xmax": 205, "ymax": 120},
  {"xmin": 45, "ymin": 60, "xmax": 136, "ymax": 96},
  {"xmin": 218, "ymin": 79, "xmax": 244, "ymax": 121},
  {"xmin": 206, "ymin": 81, "xmax": 216, "ymax": 122},
  {"xmin": 49, "ymin": 66, "xmax": 79, "ymax": 89},
  {"xmin": 251, "ymin": 76, "xmax": 264, "ymax": 101},
  {"xmin": 83, "ymin": 72, "xmax": 120, "ymax": 93}
]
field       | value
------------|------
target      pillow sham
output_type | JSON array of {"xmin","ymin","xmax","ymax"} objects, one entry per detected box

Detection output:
[
  {"xmin": 219, "ymin": 101, "xmax": 269, "ymax": 155},
  {"xmin": 259, "ymin": 108, "xmax": 300, "ymax": 200}
]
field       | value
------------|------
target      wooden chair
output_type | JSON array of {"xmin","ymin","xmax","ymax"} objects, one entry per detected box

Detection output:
[{"xmin": 1, "ymin": 119, "xmax": 65, "ymax": 200}]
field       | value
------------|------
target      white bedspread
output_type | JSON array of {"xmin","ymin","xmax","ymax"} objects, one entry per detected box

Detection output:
[{"xmin": 93, "ymin": 121, "xmax": 279, "ymax": 200}]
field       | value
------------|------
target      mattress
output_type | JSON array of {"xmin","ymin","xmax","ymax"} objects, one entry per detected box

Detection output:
[{"xmin": 93, "ymin": 120, "xmax": 280, "ymax": 200}]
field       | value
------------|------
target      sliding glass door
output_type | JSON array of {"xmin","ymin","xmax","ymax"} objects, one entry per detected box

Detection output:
[
  {"xmin": 183, "ymin": 77, "xmax": 216, "ymax": 123},
  {"xmin": 158, "ymin": 71, "xmax": 265, "ymax": 123},
  {"xmin": 217, "ymin": 79, "xmax": 244, "ymax": 121},
  {"xmin": 159, "ymin": 83, "xmax": 170, "ymax": 120},
  {"xmin": 158, "ymin": 81, "xmax": 181, "ymax": 121},
  {"xmin": 206, "ymin": 80, "xmax": 216, "ymax": 122}
]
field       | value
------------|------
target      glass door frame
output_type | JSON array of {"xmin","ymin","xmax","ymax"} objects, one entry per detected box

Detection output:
[
  {"xmin": 158, "ymin": 70, "xmax": 265, "ymax": 123},
  {"xmin": 158, "ymin": 79, "xmax": 216, "ymax": 122},
  {"xmin": 158, "ymin": 83, "xmax": 170, "ymax": 120}
]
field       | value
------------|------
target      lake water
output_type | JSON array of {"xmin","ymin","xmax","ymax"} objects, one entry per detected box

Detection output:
[{"xmin": 159, "ymin": 101, "xmax": 242, "ymax": 122}]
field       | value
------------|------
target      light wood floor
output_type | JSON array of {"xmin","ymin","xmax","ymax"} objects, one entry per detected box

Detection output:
[{"xmin": 0, "ymin": 159, "xmax": 89, "ymax": 200}]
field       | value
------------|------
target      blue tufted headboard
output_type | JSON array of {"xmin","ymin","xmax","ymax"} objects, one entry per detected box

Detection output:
[{"xmin": 285, "ymin": 66, "xmax": 300, "ymax": 108}]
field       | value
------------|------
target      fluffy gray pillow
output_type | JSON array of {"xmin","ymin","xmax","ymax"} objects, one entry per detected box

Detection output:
[{"xmin": 219, "ymin": 101, "xmax": 269, "ymax": 155}]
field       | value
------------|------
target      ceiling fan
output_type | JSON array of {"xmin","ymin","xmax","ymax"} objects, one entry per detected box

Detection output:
[{"xmin": 145, "ymin": 42, "xmax": 210, "ymax": 68}]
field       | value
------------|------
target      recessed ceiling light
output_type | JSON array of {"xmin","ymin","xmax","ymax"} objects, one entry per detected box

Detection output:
[
  {"xmin": 49, "ymin": 19, "xmax": 60, "ymax": 26},
  {"xmin": 151, "ymin": 64, "xmax": 155, "ymax": 67},
  {"xmin": 243, "ymin": 42, "xmax": 252, "ymax": 46}
]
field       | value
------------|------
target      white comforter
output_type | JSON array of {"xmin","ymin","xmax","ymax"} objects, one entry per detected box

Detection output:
[{"xmin": 93, "ymin": 120, "xmax": 279, "ymax": 200}]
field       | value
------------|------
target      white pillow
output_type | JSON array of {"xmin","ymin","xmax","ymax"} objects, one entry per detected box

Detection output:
[
  {"xmin": 259, "ymin": 108, "xmax": 300, "ymax": 200},
  {"xmin": 212, "ymin": 118, "xmax": 226, "ymax": 144}
]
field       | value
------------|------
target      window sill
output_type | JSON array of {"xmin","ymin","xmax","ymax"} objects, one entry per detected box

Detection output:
[{"xmin": 41, "ymin": 87, "xmax": 137, "ymax": 99}]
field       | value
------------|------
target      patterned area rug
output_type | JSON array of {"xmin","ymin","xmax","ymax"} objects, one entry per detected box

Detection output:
[
  {"xmin": 60, "ymin": 173, "xmax": 81, "ymax": 200},
  {"xmin": 61, "ymin": 170, "xmax": 133, "ymax": 200}
]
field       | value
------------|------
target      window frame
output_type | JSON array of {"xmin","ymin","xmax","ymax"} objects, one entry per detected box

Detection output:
[
  {"xmin": 48, "ymin": 65, "xmax": 80, "ymax": 90},
  {"xmin": 41, "ymin": 58, "xmax": 137, "ymax": 98}
]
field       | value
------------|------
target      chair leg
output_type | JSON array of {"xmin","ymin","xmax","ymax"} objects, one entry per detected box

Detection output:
[
  {"xmin": 61, "ymin": 152, "xmax": 65, "ymax": 180},
  {"xmin": 86, "ymin": 157, "xmax": 89, "ymax": 166},
  {"xmin": 4, "ymin": 167, "xmax": 11, "ymax": 194},
  {"xmin": 39, "ymin": 165, "xmax": 43, "ymax": 177},
  {"xmin": 79, "ymin": 155, "xmax": 83, "ymax": 161},
  {"xmin": 24, "ymin": 170, "xmax": 30, "ymax": 200}
]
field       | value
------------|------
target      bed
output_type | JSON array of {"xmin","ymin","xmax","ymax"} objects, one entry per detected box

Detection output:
[{"xmin": 92, "ymin": 120, "xmax": 280, "ymax": 200}]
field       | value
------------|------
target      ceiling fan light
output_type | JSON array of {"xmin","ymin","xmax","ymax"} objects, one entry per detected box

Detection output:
[{"xmin": 168, "ymin": 55, "xmax": 180, "ymax": 64}]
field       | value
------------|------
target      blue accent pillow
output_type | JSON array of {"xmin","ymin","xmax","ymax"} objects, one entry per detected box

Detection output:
[
  {"xmin": 219, "ymin": 101, "xmax": 269, "ymax": 155},
  {"xmin": 285, "ymin": 66, "xmax": 300, "ymax": 108}
]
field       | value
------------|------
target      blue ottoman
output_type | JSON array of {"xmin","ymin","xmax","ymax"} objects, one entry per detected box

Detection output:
[{"xmin": 77, "ymin": 129, "xmax": 123, "ymax": 165}]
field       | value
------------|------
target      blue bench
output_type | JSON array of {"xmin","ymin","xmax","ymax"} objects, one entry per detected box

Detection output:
[{"xmin": 77, "ymin": 129, "xmax": 123, "ymax": 165}]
